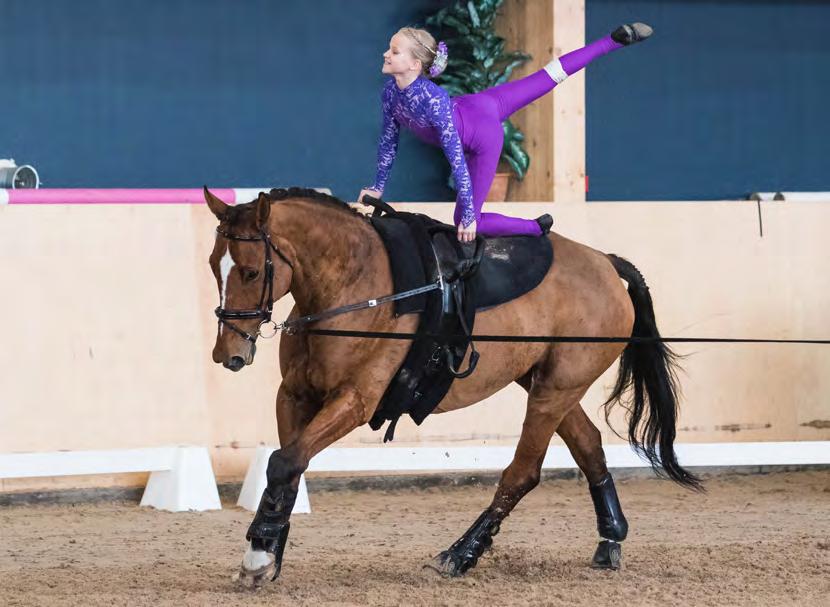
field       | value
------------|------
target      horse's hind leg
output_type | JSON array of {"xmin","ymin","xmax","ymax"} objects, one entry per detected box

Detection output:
[
  {"xmin": 557, "ymin": 407, "xmax": 628, "ymax": 570},
  {"xmin": 516, "ymin": 373, "xmax": 629, "ymax": 569},
  {"xmin": 426, "ymin": 385, "xmax": 586, "ymax": 577}
]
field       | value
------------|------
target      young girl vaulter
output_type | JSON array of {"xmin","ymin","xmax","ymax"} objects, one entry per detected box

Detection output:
[{"xmin": 358, "ymin": 23, "xmax": 652, "ymax": 242}]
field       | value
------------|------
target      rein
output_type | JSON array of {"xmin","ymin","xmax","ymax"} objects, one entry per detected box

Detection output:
[
  {"xmin": 214, "ymin": 210, "xmax": 829, "ymax": 348},
  {"xmin": 277, "ymin": 281, "xmax": 442, "ymax": 335},
  {"xmin": 214, "ymin": 226, "xmax": 442, "ymax": 342}
]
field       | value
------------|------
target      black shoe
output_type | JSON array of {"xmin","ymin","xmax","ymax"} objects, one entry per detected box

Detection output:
[
  {"xmin": 611, "ymin": 22, "xmax": 653, "ymax": 46},
  {"xmin": 535, "ymin": 213, "xmax": 553, "ymax": 235}
]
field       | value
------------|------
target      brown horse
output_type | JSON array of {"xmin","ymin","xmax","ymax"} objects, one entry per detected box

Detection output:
[{"xmin": 204, "ymin": 187, "xmax": 699, "ymax": 587}]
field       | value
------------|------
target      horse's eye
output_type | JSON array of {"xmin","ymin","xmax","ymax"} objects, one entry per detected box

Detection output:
[{"xmin": 242, "ymin": 268, "xmax": 259, "ymax": 282}]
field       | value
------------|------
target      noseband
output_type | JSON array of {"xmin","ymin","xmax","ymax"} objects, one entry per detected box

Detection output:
[{"xmin": 214, "ymin": 227, "xmax": 294, "ymax": 343}]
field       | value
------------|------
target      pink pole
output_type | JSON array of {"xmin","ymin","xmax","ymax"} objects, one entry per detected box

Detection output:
[{"xmin": 2, "ymin": 188, "xmax": 240, "ymax": 205}]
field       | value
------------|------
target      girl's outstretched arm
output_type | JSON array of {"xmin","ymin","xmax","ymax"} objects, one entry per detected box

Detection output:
[
  {"xmin": 369, "ymin": 84, "xmax": 400, "ymax": 194},
  {"xmin": 428, "ymin": 92, "xmax": 475, "ymax": 229}
]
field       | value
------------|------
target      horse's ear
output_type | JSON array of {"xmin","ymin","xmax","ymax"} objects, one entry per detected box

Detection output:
[
  {"xmin": 203, "ymin": 186, "xmax": 229, "ymax": 220},
  {"xmin": 255, "ymin": 192, "xmax": 271, "ymax": 228}
]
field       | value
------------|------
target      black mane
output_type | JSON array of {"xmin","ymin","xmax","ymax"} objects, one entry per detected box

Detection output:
[
  {"xmin": 266, "ymin": 187, "xmax": 368, "ymax": 221},
  {"xmin": 223, "ymin": 187, "xmax": 368, "ymax": 227}
]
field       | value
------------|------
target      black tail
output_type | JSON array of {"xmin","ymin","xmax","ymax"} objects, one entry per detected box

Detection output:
[{"xmin": 605, "ymin": 254, "xmax": 702, "ymax": 491}]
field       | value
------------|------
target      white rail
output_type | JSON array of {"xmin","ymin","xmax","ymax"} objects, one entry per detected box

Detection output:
[
  {"xmin": 238, "ymin": 441, "xmax": 830, "ymax": 512},
  {"xmin": 0, "ymin": 446, "xmax": 220, "ymax": 512}
]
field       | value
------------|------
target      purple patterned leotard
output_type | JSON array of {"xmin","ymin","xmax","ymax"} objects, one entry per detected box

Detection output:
[
  {"xmin": 370, "ymin": 77, "xmax": 477, "ymax": 228},
  {"xmin": 370, "ymin": 33, "xmax": 627, "ymax": 237}
]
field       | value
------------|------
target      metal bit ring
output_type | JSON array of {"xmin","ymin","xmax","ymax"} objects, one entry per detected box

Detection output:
[{"xmin": 258, "ymin": 320, "xmax": 279, "ymax": 339}]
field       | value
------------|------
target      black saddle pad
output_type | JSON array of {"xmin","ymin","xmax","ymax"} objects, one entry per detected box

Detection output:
[
  {"xmin": 371, "ymin": 213, "xmax": 553, "ymax": 314},
  {"xmin": 473, "ymin": 232, "xmax": 553, "ymax": 310},
  {"xmin": 368, "ymin": 210, "xmax": 554, "ymax": 441}
]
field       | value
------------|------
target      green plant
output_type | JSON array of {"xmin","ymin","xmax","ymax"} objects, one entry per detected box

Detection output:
[{"xmin": 426, "ymin": 0, "xmax": 532, "ymax": 180}]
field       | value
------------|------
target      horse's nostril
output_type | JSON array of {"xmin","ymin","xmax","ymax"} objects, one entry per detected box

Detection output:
[{"xmin": 225, "ymin": 356, "xmax": 245, "ymax": 372}]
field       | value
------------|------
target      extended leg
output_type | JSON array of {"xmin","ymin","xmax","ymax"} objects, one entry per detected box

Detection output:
[
  {"xmin": 237, "ymin": 385, "xmax": 368, "ymax": 587},
  {"xmin": 558, "ymin": 407, "xmax": 629, "ymax": 569},
  {"xmin": 479, "ymin": 24, "xmax": 652, "ymax": 121},
  {"xmin": 427, "ymin": 386, "xmax": 585, "ymax": 576},
  {"xmin": 452, "ymin": 24, "xmax": 652, "ymax": 237}
]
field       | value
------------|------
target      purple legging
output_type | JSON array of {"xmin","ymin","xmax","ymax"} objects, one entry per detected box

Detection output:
[{"xmin": 452, "ymin": 34, "xmax": 624, "ymax": 237}]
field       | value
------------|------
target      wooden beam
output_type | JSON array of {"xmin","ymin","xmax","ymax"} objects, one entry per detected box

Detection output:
[
  {"xmin": 496, "ymin": 0, "xmax": 585, "ymax": 203},
  {"xmin": 552, "ymin": 0, "xmax": 586, "ymax": 203},
  {"xmin": 496, "ymin": 0, "xmax": 553, "ymax": 202}
]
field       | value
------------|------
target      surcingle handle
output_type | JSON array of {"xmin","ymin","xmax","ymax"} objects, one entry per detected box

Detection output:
[{"xmin": 361, "ymin": 194, "xmax": 397, "ymax": 217}]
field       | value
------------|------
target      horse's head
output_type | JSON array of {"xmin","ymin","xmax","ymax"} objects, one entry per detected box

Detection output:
[{"xmin": 205, "ymin": 187, "xmax": 293, "ymax": 371}]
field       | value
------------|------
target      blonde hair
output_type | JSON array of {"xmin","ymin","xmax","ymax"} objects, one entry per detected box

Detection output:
[{"xmin": 397, "ymin": 27, "xmax": 438, "ymax": 77}]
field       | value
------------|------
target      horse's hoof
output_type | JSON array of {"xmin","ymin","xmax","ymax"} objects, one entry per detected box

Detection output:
[
  {"xmin": 233, "ymin": 554, "xmax": 278, "ymax": 589},
  {"xmin": 591, "ymin": 539, "xmax": 622, "ymax": 570},
  {"xmin": 423, "ymin": 550, "xmax": 472, "ymax": 577}
]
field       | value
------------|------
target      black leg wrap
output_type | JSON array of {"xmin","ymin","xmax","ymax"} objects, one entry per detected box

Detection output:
[
  {"xmin": 433, "ymin": 510, "xmax": 501, "ymax": 576},
  {"xmin": 245, "ymin": 486, "xmax": 297, "ymax": 580},
  {"xmin": 589, "ymin": 473, "xmax": 628, "ymax": 541}
]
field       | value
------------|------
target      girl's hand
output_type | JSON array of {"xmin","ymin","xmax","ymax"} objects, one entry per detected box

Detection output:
[
  {"xmin": 357, "ymin": 188, "xmax": 382, "ymax": 206},
  {"xmin": 457, "ymin": 220, "xmax": 477, "ymax": 243}
]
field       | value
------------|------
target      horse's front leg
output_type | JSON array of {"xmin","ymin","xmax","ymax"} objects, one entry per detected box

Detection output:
[{"xmin": 235, "ymin": 385, "xmax": 368, "ymax": 588}]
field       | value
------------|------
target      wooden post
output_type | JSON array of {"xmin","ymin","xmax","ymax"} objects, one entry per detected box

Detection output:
[
  {"xmin": 552, "ymin": 0, "xmax": 586, "ymax": 203},
  {"xmin": 497, "ymin": 0, "xmax": 586, "ymax": 203}
]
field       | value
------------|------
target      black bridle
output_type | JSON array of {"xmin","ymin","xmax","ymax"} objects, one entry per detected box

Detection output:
[
  {"xmin": 214, "ymin": 227, "xmax": 294, "ymax": 343},
  {"xmin": 214, "ymin": 223, "xmax": 444, "ymax": 344}
]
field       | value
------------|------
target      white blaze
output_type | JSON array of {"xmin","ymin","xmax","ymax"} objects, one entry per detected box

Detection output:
[{"xmin": 219, "ymin": 244, "xmax": 235, "ymax": 335}]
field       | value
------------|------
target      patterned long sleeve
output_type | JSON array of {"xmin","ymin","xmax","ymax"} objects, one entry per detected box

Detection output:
[
  {"xmin": 426, "ymin": 93, "xmax": 475, "ymax": 227},
  {"xmin": 370, "ymin": 84, "xmax": 400, "ymax": 193}
]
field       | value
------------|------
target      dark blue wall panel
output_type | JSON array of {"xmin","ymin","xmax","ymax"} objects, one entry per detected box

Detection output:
[
  {"xmin": 0, "ymin": 0, "xmax": 452, "ymax": 201},
  {"xmin": 586, "ymin": 0, "xmax": 830, "ymax": 200},
  {"xmin": 6, "ymin": 2, "xmax": 826, "ymax": 201}
]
